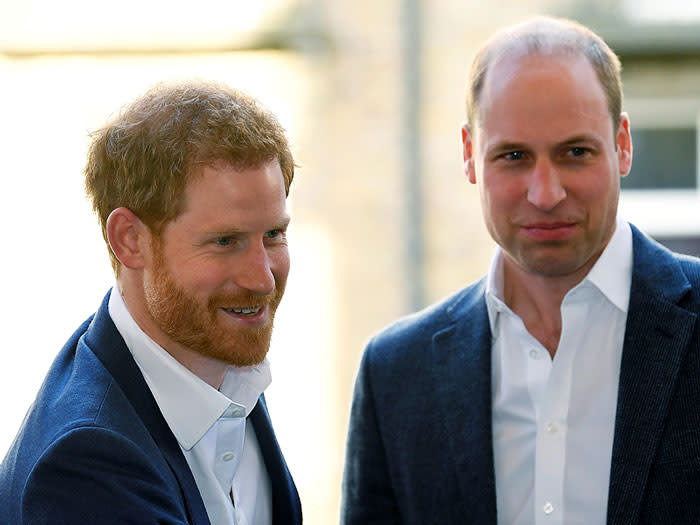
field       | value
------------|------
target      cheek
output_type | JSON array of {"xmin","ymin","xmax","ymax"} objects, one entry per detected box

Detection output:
[
  {"xmin": 574, "ymin": 172, "xmax": 619, "ymax": 209},
  {"xmin": 481, "ymin": 179, "xmax": 519, "ymax": 217},
  {"xmin": 180, "ymin": 260, "xmax": 233, "ymax": 294},
  {"xmin": 271, "ymin": 249, "xmax": 291, "ymax": 282}
]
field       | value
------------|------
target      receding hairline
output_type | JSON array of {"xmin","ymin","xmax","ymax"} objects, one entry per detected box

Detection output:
[{"xmin": 466, "ymin": 16, "xmax": 623, "ymax": 131}]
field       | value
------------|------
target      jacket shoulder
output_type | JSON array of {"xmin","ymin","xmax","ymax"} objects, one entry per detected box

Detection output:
[
  {"xmin": 677, "ymin": 252, "xmax": 700, "ymax": 286},
  {"xmin": 0, "ymin": 296, "xmax": 189, "ymax": 523},
  {"xmin": 364, "ymin": 279, "xmax": 486, "ymax": 363},
  {"xmin": 631, "ymin": 224, "xmax": 700, "ymax": 306}
]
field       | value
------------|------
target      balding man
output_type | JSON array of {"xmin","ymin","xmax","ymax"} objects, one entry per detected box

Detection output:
[{"xmin": 342, "ymin": 16, "xmax": 700, "ymax": 525}]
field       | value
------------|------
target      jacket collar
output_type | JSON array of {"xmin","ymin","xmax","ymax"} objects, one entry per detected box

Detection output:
[
  {"xmin": 607, "ymin": 225, "xmax": 697, "ymax": 523},
  {"xmin": 249, "ymin": 396, "xmax": 303, "ymax": 524},
  {"xmin": 432, "ymin": 280, "xmax": 498, "ymax": 522},
  {"xmin": 83, "ymin": 291, "xmax": 210, "ymax": 524}
]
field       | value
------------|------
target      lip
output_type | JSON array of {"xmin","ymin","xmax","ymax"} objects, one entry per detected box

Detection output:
[
  {"xmin": 219, "ymin": 304, "xmax": 269, "ymax": 325},
  {"xmin": 520, "ymin": 222, "xmax": 577, "ymax": 241}
]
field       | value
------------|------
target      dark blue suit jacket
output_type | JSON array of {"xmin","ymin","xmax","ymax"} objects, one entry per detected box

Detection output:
[
  {"xmin": 342, "ymin": 225, "xmax": 700, "ymax": 524},
  {"xmin": 0, "ymin": 291, "xmax": 302, "ymax": 524}
]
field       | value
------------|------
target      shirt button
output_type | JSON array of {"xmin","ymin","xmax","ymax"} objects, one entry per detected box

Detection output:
[
  {"xmin": 232, "ymin": 407, "xmax": 245, "ymax": 418},
  {"xmin": 222, "ymin": 452, "xmax": 235, "ymax": 461},
  {"xmin": 529, "ymin": 349, "xmax": 539, "ymax": 359},
  {"xmin": 543, "ymin": 502, "xmax": 554, "ymax": 515},
  {"xmin": 546, "ymin": 422, "xmax": 558, "ymax": 434}
]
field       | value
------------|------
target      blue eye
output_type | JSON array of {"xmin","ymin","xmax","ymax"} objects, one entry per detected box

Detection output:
[
  {"xmin": 570, "ymin": 147, "xmax": 587, "ymax": 157},
  {"xmin": 505, "ymin": 151, "xmax": 525, "ymax": 161},
  {"xmin": 215, "ymin": 237, "xmax": 232, "ymax": 246}
]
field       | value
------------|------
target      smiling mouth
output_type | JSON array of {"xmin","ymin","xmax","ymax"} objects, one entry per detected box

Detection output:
[{"xmin": 223, "ymin": 306, "xmax": 263, "ymax": 317}]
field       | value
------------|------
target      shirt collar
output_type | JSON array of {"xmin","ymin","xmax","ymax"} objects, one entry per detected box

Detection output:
[
  {"xmin": 485, "ymin": 248, "xmax": 508, "ymax": 335},
  {"xmin": 485, "ymin": 216, "xmax": 633, "ymax": 331},
  {"xmin": 108, "ymin": 286, "xmax": 271, "ymax": 450},
  {"xmin": 581, "ymin": 216, "xmax": 632, "ymax": 314}
]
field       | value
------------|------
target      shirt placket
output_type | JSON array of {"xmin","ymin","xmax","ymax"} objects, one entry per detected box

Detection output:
[
  {"xmin": 533, "ymin": 298, "xmax": 586, "ymax": 525},
  {"xmin": 213, "ymin": 403, "xmax": 247, "ymax": 524}
]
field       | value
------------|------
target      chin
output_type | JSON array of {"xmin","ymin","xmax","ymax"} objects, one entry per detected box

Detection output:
[
  {"xmin": 205, "ymin": 326, "xmax": 274, "ymax": 368},
  {"xmin": 219, "ymin": 348, "xmax": 270, "ymax": 368}
]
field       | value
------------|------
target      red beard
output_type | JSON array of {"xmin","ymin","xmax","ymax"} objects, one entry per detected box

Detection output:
[{"xmin": 143, "ymin": 245, "xmax": 284, "ymax": 367}]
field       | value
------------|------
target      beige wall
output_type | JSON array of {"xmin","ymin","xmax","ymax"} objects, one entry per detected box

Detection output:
[
  {"xmin": 294, "ymin": 1, "xmax": 557, "ymax": 521},
  {"xmin": 295, "ymin": 0, "xmax": 700, "ymax": 520}
]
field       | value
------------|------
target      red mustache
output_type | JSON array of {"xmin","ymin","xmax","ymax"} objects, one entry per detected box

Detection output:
[{"xmin": 208, "ymin": 288, "xmax": 281, "ymax": 310}]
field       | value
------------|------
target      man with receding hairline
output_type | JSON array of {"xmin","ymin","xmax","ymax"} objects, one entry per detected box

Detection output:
[
  {"xmin": 0, "ymin": 81, "xmax": 302, "ymax": 524},
  {"xmin": 342, "ymin": 16, "xmax": 700, "ymax": 524}
]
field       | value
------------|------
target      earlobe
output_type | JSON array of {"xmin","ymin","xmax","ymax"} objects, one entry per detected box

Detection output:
[
  {"xmin": 106, "ymin": 207, "xmax": 148, "ymax": 270},
  {"xmin": 461, "ymin": 123, "xmax": 477, "ymax": 184}
]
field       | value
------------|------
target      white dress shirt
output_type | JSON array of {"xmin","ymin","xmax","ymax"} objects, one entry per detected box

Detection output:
[
  {"xmin": 486, "ymin": 217, "xmax": 633, "ymax": 525},
  {"xmin": 109, "ymin": 288, "xmax": 272, "ymax": 525}
]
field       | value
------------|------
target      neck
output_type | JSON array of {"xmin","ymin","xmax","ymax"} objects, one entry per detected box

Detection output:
[{"xmin": 502, "ymin": 258, "xmax": 588, "ymax": 358}]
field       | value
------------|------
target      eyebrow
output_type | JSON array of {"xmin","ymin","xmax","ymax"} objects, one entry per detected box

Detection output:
[
  {"xmin": 486, "ymin": 134, "xmax": 603, "ymax": 156},
  {"xmin": 559, "ymin": 134, "xmax": 601, "ymax": 146},
  {"xmin": 485, "ymin": 141, "xmax": 530, "ymax": 157},
  {"xmin": 207, "ymin": 216, "xmax": 291, "ymax": 236}
]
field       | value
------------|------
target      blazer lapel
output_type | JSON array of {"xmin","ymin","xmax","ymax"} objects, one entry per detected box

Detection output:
[
  {"xmin": 430, "ymin": 281, "xmax": 497, "ymax": 523},
  {"xmin": 249, "ymin": 396, "xmax": 302, "ymax": 525},
  {"xmin": 84, "ymin": 291, "xmax": 210, "ymax": 524},
  {"xmin": 607, "ymin": 227, "xmax": 697, "ymax": 524}
]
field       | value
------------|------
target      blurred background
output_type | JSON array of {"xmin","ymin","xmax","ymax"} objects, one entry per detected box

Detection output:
[{"xmin": 1, "ymin": 0, "xmax": 700, "ymax": 522}]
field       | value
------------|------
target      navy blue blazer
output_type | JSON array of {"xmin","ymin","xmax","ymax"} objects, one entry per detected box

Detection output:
[
  {"xmin": 0, "ymin": 291, "xmax": 302, "ymax": 524},
  {"xmin": 342, "ymin": 225, "xmax": 700, "ymax": 524}
]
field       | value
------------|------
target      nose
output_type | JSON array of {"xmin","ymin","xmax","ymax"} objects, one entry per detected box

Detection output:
[
  {"xmin": 235, "ymin": 239, "xmax": 275, "ymax": 295},
  {"xmin": 527, "ymin": 158, "xmax": 566, "ymax": 211}
]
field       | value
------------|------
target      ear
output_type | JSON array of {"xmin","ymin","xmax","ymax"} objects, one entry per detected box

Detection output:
[
  {"xmin": 616, "ymin": 112, "xmax": 633, "ymax": 177},
  {"xmin": 461, "ymin": 122, "xmax": 477, "ymax": 184},
  {"xmin": 106, "ymin": 207, "xmax": 150, "ymax": 270}
]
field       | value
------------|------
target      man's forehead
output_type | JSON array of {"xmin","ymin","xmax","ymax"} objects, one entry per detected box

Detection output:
[
  {"xmin": 175, "ymin": 158, "xmax": 285, "ymax": 214},
  {"xmin": 476, "ymin": 50, "xmax": 598, "ymax": 120},
  {"xmin": 485, "ymin": 47, "xmax": 587, "ymax": 86}
]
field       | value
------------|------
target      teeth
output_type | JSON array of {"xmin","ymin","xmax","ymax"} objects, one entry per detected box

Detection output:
[{"xmin": 226, "ymin": 306, "xmax": 261, "ymax": 316}]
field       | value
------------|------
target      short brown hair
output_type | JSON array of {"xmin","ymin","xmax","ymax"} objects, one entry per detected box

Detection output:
[
  {"xmin": 466, "ymin": 16, "xmax": 623, "ymax": 133},
  {"xmin": 85, "ymin": 80, "xmax": 295, "ymax": 274}
]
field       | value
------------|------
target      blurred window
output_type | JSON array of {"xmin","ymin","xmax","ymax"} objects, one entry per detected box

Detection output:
[
  {"xmin": 621, "ymin": 127, "xmax": 697, "ymax": 190},
  {"xmin": 619, "ymin": 98, "xmax": 700, "ymax": 255}
]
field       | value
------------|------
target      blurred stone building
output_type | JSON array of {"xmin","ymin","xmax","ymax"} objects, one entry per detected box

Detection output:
[
  {"xmin": 285, "ymin": 0, "xmax": 700, "ymax": 521},
  {"xmin": 2, "ymin": 0, "xmax": 700, "ymax": 523}
]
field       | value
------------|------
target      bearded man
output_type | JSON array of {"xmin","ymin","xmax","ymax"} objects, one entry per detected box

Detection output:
[{"xmin": 0, "ymin": 81, "xmax": 302, "ymax": 525}]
